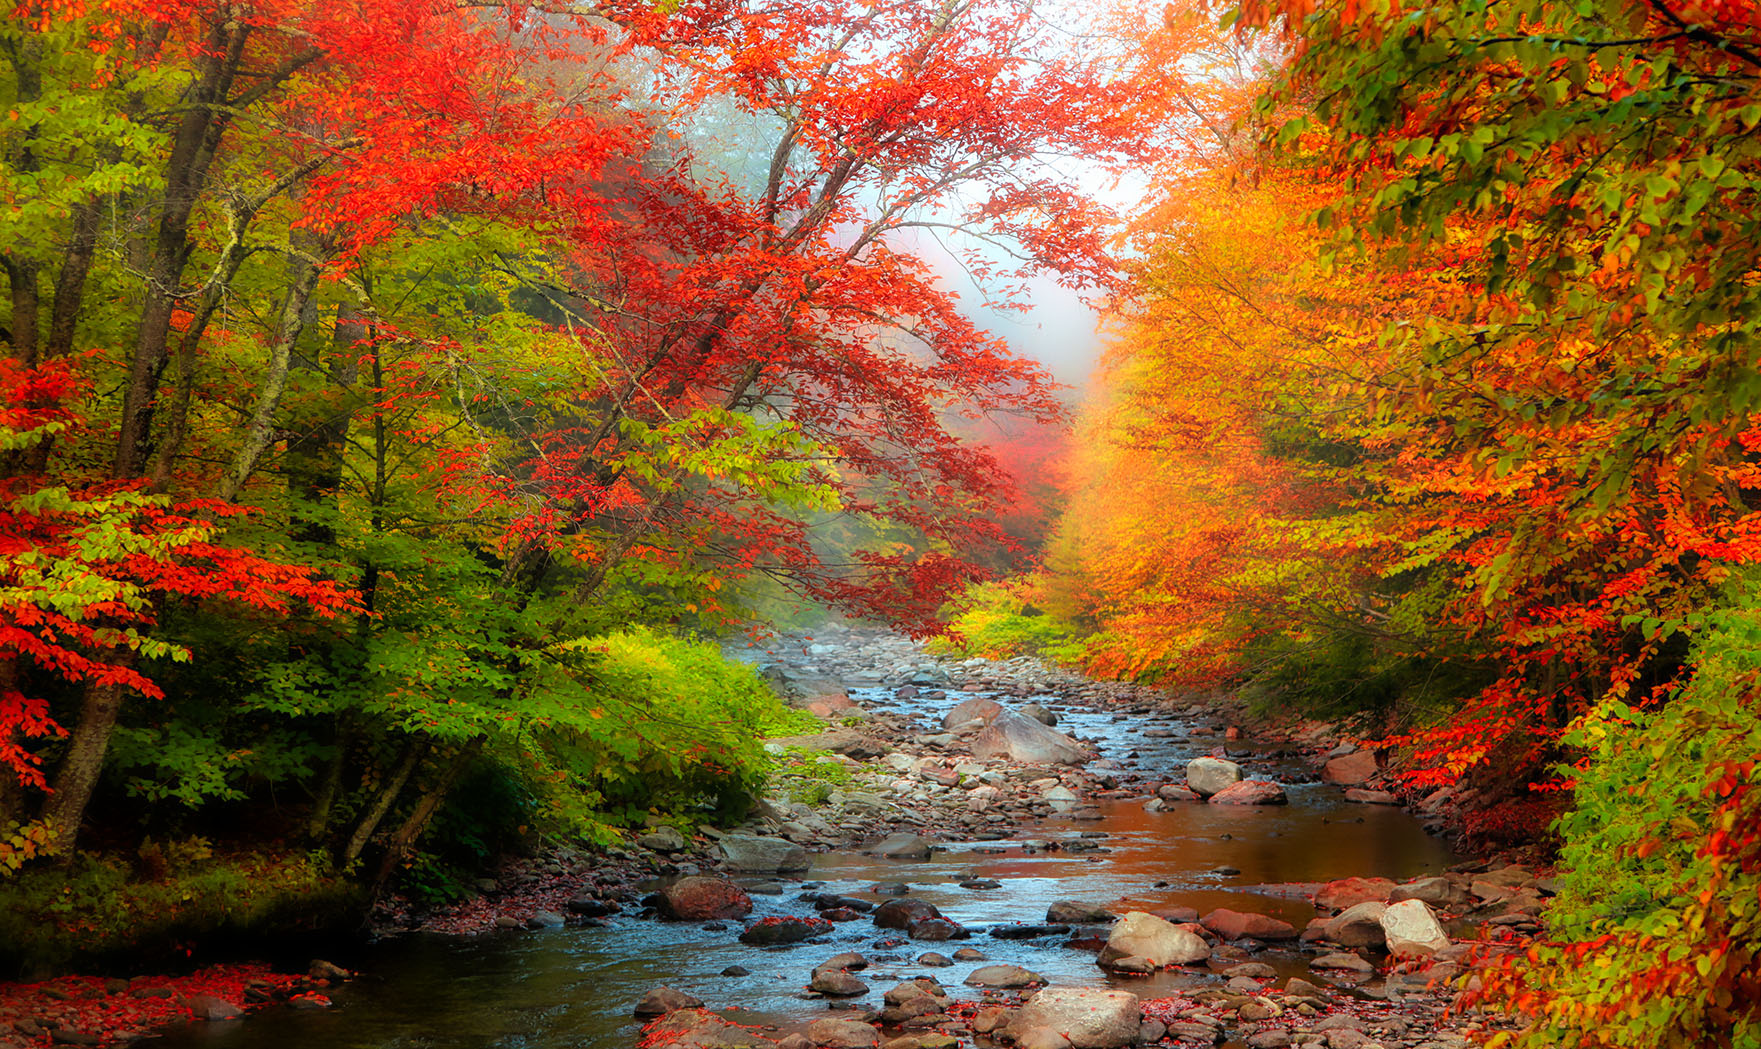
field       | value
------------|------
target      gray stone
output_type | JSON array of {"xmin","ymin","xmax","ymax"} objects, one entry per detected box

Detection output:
[
  {"xmin": 1208, "ymin": 780, "xmax": 1288, "ymax": 805},
  {"xmin": 810, "ymin": 970, "xmax": 869, "ymax": 997},
  {"xmin": 1010, "ymin": 989, "xmax": 1142, "ymax": 1049},
  {"xmin": 182, "ymin": 996, "xmax": 243, "ymax": 1021},
  {"xmin": 719, "ymin": 834, "xmax": 810, "ymax": 873},
  {"xmin": 1326, "ymin": 902, "xmax": 1387, "ymax": 947},
  {"xmin": 1020, "ymin": 702, "xmax": 1058, "ymax": 725},
  {"xmin": 634, "ymin": 986, "xmax": 705, "ymax": 1018},
  {"xmin": 640, "ymin": 826, "xmax": 689, "ymax": 852},
  {"xmin": 963, "ymin": 964, "xmax": 1044, "ymax": 988},
  {"xmin": 942, "ymin": 697, "xmax": 1003, "ymax": 730},
  {"xmin": 1047, "ymin": 901, "xmax": 1114, "ymax": 924},
  {"xmin": 1310, "ymin": 953, "xmax": 1375, "ymax": 973},
  {"xmin": 970, "ymin": 712, "xmax": 1090, "ymax": 765},
  {"xmin": 1097, "ymin": 911, "xmax": 1210, "ymax": 968},
  {"xmin": 1380, "ymin": 898, "xmax": 1449, "ymax": 957},
  {"xmin": 872, "ymin": 833, "xmax": 933, "ymax": 859},
  {"xmin": 1184, "ymin": 756, "xmax": 1244, "ymax": 798},
  {"xmin": 804, "ymin": 1019, "xmax": 880, "ymax": 1049}
]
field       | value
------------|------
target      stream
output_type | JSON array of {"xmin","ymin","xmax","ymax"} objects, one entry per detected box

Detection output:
[{"xmin": 152, "ymin": 657, "xmax": 1461, "ymax": 1049}]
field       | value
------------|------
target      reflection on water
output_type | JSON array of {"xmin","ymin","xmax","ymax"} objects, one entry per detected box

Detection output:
[{"xmin": 153, "ymin": 688, "xmax": 1458, "ymax": 1049}]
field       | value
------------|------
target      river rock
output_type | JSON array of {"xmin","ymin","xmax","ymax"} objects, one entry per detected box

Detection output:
[
  {"xmin": 1209, "ymin": 779, "xmax": 1287, "ymax": 805},
  {"xmin": 906, "ymin": 916, "xmax": 968, "ymax": 941},
  {"xmin": 1380, "ymin": 899, "xmax": 1449, "ymax": 957},
  {"xmin": 871, "ymin": 833, "xmax": 933, "ymax": 859},
  {"xmin": 881, "ymin": 1036, "xmax": 957, "ymax": 1049},
  {"xmin": 970, "ymin": 712, "xmax": 1089, "ymax": 765},
  {"xmin": 719, "ymin": 834, "xmax": 810, "ymax": 873},
  {"xmin": 942, "ymin": 697, "xmax": 1003, "ymax": 730},
  {"xmin": 1009, "ymin": 988, "xmax": 1142, "ymax": 1049},
  {"xmin": 1047, "ymin": 901, "xmax": 1114, "ymax": 924},
  {"xmin": 1389, "ymin": 876, "xmax": 1470, "ymax": 910},
  {"xmin": 1015, "ymin": 1030, "xmax": 1074, "ymax": 1049},
  {"xmin": 1321, "ymin": 751, "xmax": 1378, "ymax": 786},
  {"xmin": 813, "ymin": 952, "xmax": 869, "ymax": 974},
  {"xmin": 641, "ymin": 826, "xmax": 689, "ymax": 852},
  {"xmin": 1020, "ymin": 702, "xmax": 1058, "ymax": 725},
  {"xmin": 874, "ymin": 898, "xmax": 941, "ymax": 929},
  {"xmin": 1096, "ymin": 911, "xmax": 1210, "ymax": 968},
  {"xmin": 1184, "ymin": 756, "xmax": 1244, "ymax": 798},
  {"xmin": 1310, "ymin": 952, "xmax": 1375, "ymax": 973},
  {"xmin": 635, "ymin": 986, "xmax": 705, "ymax": 1018},
  {"xmin": 916, "ymin": 952, "xmax": 952, "ymax": 967},
  {"xmin": 1200, "ymin": 908, "xmax": 1299, "ymax": 941},
  {"xmin": 1156, "ymin": 783, "xmax": 1201, "ymax": 802},
  {"xmin": 805, "ymin": 693, "xmax": 857, "ymax": 718},
  {"xmin": 1325, "ymin": 902, "xmax": 1387, "ymax": 947},
  {"xmin": 952, "ymin": 947, "xmax": 987, "ymax": 961},
  {"xmin": 664, "ymin": 877, "xmax": 754, "ymax": 920},
  {"xmin": 740, "ymin": 916, "xmax": 828, "ymax": 944},
  {"xmin": 810, "ymin": 970, "xmax": 869, "ymax": 996},
  {"xmin": 1343, "ymin": 788, "xmax": 1398, "ymax": 805},
  {"xmin": 805, "ymin": 1019, "xmax": 880, "ymax": 1049},
  {"xmin": 964, "ymin": 964, "xmax": 1045, "ymax": 988},
  {"xmin": 642, "ymin": 1008, "xmax": 777, "ymax": 1048},
  {"xmin": 970, "ymin": 1005, "xmax": 1015, "ymax": 1033},
  {"xmin": 1314, "ymin": 877, "xmax": 1396, "ymax": 911},
  {"xmin": 183, "ymin": 996, "xmax": 243, "ymax": 1021}
]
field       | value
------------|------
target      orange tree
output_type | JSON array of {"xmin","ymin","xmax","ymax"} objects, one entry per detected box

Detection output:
[{"xmin": 1233, "ymin": 0, "xmax": 1761, "ymax": 1042}]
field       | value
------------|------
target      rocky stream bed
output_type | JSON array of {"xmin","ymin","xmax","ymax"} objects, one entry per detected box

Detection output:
[{"xmin": 9, "ymin": 628, "xmax": 1545, "ymax": 1049}]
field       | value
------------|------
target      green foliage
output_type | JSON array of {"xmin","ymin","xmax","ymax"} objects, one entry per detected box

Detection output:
[
  {"xmin": 1481, "ymin": 578, "xmax": 1761, "ymax": 1049},
  {"xmin": 933, "ymin": 581, "xmax": 1086, "ymax": 662},
  {"xmin": 770, "ymin": 747, "xmax": 857, "ymax": 808},
  {"xmin": 0, "ymin": 847, "xmax": 357, "ymax": 976}
]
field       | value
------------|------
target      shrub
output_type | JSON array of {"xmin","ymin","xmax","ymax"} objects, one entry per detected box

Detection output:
[{"xmin": 1479, "ymin": 590, "xmax": 1761, "ymax": 1049}]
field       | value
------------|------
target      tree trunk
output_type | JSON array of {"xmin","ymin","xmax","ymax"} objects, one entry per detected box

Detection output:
[
  {"xmin": 305, "ymin": 722, "xmax": 350, "ymax": 844},
  {"xmin": 112, "ymin": 20, "xmax": 250, "ymax": 479},
  {"xmin": 38, "ymin": 671, "xmax": 129, "ymax": 855},
  {"xmin": 340, "ymin": 739, "xmax": 425, "ymax": 867},
  {"xmin": 215, "ymin": 245, "xmax": 331, "ymax": 502},
  {"xmin": 369, "ymin": 736, "xmax": 484, "ymax": 897}
]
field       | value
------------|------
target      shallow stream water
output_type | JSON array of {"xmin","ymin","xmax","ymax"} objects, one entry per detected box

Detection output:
[{"xmin": 154, "ymin": 680, "xmax": 1458, "ymax": 1049}]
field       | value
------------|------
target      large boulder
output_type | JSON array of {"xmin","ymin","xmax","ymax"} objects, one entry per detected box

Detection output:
[
  {"xmin": 1380, "ymin": 899, "xmax": 1449, "ymax": 957},
  {"xmin": 1096, "ymin": 911, "xmax": 1210, "ymax": 968},
  {"xmin": 970, "ymin": 712, "xmax": 1089, "ymax": 765},
  {"xmin": 1199, "ymin": 908, "xmax": 1299, "ymax": 941},
  {"xmin": 1325, "ymin": 902, "xmax": 1387, "ymax": 948},
  {"xmin": 1183, "ymin": 757, "xmax": 1244, "ymax": 798},
  {"xmin": 1009, "ymin": 989, "xmax": 1142, "ymax": 1049},
  {"xmin": 1321, "ymin": 751, "xmax": 1378, "ymax": 786},
  {"xmin": 1019, "ymin": 702, "xmax": 1059, "ymax": 726},
  {"xmin": 1209, "ymin": 780, "xmax": 1288, "ymax": 805},
  {"xmin": 942, "ymin": 697, "xmax": 1004, "ymax": 730},
  {"xmin": 1314, "ymin": 877, "xmax": 1396, "ymax": 912},
  {"xmin": 663, "ymin": 877, "xmax": 753, "ymax": 921},
  {"xmin": 719, "ymin": 834, "xmax": 810, "ymax": 873}
]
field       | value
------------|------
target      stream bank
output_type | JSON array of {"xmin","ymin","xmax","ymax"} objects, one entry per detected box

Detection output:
[{"xmin": 5, "ymin": 628, "xmax": 1539, "ymax": 1049}]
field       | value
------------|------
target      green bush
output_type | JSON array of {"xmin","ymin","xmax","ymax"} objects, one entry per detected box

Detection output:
[
  {"xmin": 1481, "ymin": 584, "xmax": 1761, "ymax": 1049},
  {"xmin": 932, "ymin": 581, "xmax": 1085, "ymax": 662},
  {"xmin": 0, "ymin": 846, "xmax": 357, "ymax": 977}
]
